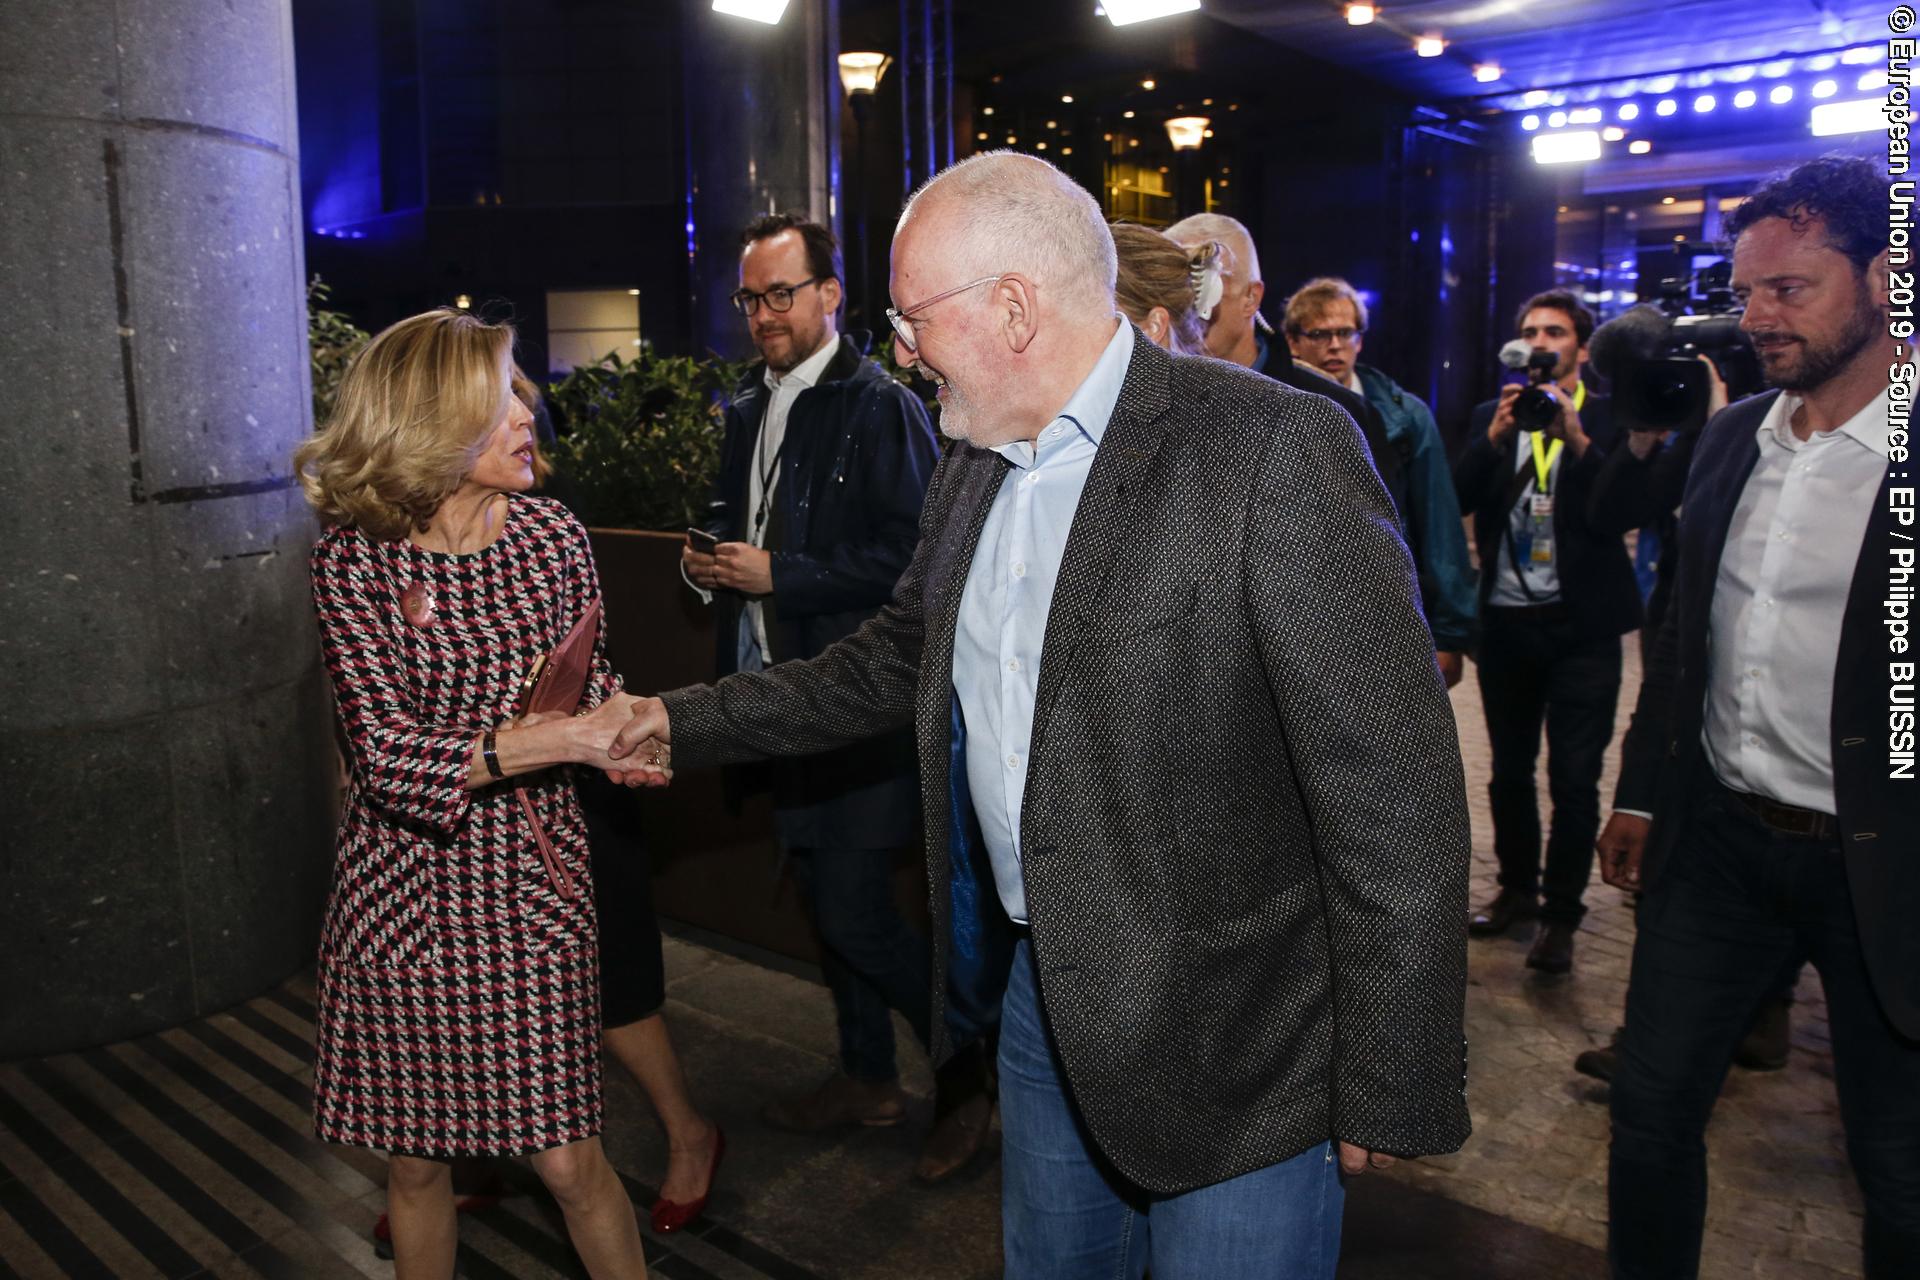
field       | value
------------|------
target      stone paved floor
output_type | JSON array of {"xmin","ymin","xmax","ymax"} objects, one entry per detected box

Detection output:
[
  {"xmin": 612, "ymin": 640, "xmax": 1868, "ymax": 1279},
  {"xmin": 1418, "ymin": 643, "xmax": 1866, "ymax": 1278},
  {"xmin": 0, "ymin": 642, "xmax": 1871, "ymax": 1278}
]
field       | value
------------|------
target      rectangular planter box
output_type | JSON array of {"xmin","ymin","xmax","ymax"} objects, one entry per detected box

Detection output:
[{"xmin": 587, "ymin": 529, "xmax": 929, "ymax": 965}]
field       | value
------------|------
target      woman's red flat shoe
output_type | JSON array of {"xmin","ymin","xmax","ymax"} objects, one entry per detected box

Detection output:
[{"xmin": 649, "ymin": 1128, "xmax": 726, "ymax": 1235}]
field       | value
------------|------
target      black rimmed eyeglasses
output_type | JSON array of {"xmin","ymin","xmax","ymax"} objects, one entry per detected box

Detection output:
[
  {"xmin": 885, "ymin": 275, "xmax": 1004, "ymax": 353},
  {"xmin": 1293, "ymin": 325, "xmax": 1365, "ymax": 345},
  {"xmin": 730, "ymin": 277, "xmax": 825, "ymax": 317}
]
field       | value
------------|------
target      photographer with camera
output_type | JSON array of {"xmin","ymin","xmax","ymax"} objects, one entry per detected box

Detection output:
[{"xmin": 1453, "ymin": 292, "xmax": 1642, "ymax": 974}]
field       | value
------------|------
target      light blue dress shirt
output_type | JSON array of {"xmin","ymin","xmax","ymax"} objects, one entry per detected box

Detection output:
[{"xmin": 953, "ymin": 319, "xmax": 1133, "ymax": 923}]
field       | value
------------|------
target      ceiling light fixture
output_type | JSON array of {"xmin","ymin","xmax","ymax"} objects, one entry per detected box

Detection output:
[
  {"xmin": 711, "ymin": 0, "xmax": 788, "ymax": 23},
  {"xmin": 1416, "ymin": 35, "xmax": 1445, "ymax": 57},
  {"xmin": 1474, "ymin": 63, "xmax": 1503, "ymax": 83},
  {"xmin": 1345, "ymin": 2, "xmax": 1376, "ymax": 24},
  {"xmin": 1165, "ymin": 116, "xmax": 1210, "ymax": 150},
  {"xmin": 1101, "ymin": 0, "xmax": 1201, "ymax": 26},
  {"xmin": 1813, "ymin": 97, "xmax": 1902, "ymax": 136},
  {"xmin": 836, "ymin": 51, "xmax": 891, "ymax": 96},
  {"xmin": 1531, "ymin": 131, "xmax": 1602, "ymax": 165}
]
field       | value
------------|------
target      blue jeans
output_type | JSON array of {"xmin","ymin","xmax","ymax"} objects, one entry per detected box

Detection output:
[
  {"xmin": 998, "ymin": 939, "xmax": 1345, "ymax": 1279},
  {"xmin": 740, "ymin": 636, "xmax": 931, "ymax": 1081},
  {"xmin": 789, "ymin": 844, "xmax": 931, "ymax": 1082}
]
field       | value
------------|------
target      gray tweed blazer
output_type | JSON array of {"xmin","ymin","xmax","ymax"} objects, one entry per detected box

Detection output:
[{"xmin": 661, "ymin": 325, "xmax": 1472, "ymax": 1193}]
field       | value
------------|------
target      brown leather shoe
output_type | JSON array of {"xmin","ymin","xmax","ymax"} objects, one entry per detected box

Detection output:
[
  {"xmin": 1468, "ymin": 888, "xmax": 1539, "ymax": 937},
  {"xmin": 760, "ymin": 1072, "xmax": 908, "ymax": 1134},
  {"xmin": 1573, "ymin": 1027, "xmax": 1623, "ymax": 1082},
  {"xmin": 1526, "ymin": 922, "xmax": 1576, "ymax": 974},
  {"xmin": 914, "ymin": 1094, "xmax": 995, "ymax": 1184}
]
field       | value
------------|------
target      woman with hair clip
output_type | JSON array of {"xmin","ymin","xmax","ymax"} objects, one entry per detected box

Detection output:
[
  {"xmin": 1110, "ymin": 221, "xmax": 1226, "ymax": 354},
  {"xmin": 295, "ymin": 308, "xmax": 667, "ymax": 1279}
]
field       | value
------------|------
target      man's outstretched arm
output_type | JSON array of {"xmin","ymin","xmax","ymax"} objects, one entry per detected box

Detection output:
[{"xmin": 612, "ymin": 453, "xmax": 953, "ymax": 768}]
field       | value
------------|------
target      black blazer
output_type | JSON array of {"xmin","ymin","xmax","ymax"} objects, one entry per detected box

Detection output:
[
  {"xmin": 1453, "ymin": 392, "xmax": 1644, "ymax": 637},
  {"xmin": 1615, "ymin": 389, "xmax": 1920, "ymax": 1039},
  {"xmin": 662, "ymin": 326, "xmax": 1472, "ymax": 1193},
  {"xmin": 701, "ymin": 334, "xmax": 938, "ymax": 848},
  {"xmin": 1260, "ymin": 340, "xmax": 1407, "ymax": 520}
]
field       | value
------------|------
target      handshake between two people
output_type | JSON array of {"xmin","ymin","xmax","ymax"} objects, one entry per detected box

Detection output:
[{"xmin": 510, "ymin": 691, "xmax": 676, "ymax": 788}]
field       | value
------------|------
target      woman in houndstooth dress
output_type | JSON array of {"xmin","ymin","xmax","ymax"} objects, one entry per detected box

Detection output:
[{"xmin": 296, "ymin": 309, "xmax": 666, "ymax": 1278}]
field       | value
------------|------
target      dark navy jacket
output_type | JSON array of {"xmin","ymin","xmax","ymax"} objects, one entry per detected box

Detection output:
[
  {"xmin": 700, "ymin": 332, "xmax": 938, "ymax": 848},
  {"xmin": 1614, "ymin": 390, "xmax": 1919, "ymax": 1040}
]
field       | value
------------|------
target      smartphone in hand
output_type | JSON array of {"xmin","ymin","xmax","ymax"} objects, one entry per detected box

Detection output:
[{"xmin": 686, "ymin": 528, "xmax": 719, "ymax": 554}]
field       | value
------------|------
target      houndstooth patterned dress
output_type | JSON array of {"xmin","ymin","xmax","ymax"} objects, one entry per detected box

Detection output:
[{"xmin": 308, "ymin": 495, "xmax": 615, "ymax": 1159}]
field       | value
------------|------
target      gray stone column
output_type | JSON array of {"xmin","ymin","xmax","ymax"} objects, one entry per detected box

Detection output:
[
  {"xmin": 683, "ymin": 0, "xmax": 840, "ymax": 360},
  {"xmin": 0, "ymin": 0, "xmax": 336, "ymax": 1057}
]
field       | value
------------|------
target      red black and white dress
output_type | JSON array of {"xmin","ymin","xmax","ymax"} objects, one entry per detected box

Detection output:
[{"xmin": 308, "ymin": 495, "xmax": 617, "ymax": 1158}]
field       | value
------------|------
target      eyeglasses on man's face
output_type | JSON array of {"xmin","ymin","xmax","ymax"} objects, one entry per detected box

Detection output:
[
  {"xmin": 885, "ymin": 275, "xmax": 1004, "ymax": 353},
  {"xmin": 731, "ymin": 277, "xmax": 825, "ymax": 317},
  {"xmin": 1294, "ymin": 325, "xmax": 1364, "ymax": 346}
]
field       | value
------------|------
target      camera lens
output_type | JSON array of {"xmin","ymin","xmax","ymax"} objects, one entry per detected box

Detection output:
[{"xmin": 1513, "ymin": 386, "xmax": 1559, "ymax": 431}]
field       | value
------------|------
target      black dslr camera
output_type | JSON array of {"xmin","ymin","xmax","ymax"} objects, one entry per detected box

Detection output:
[
  {"xmin": 1591, "ymin": 260, "xmax": 1762, "ymax": 435},
  {"xmin": 1498, "ymin": 342, "xmax": 1566, "ymax": 431}
]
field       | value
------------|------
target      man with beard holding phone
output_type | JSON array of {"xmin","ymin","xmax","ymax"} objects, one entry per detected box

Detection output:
[{"xmin": 681, "ymin": 215, "xmax": 992, "ymax": 1182}]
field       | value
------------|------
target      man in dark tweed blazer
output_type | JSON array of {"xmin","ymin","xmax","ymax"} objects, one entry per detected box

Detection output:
[{"xmin": 615, "ymin": 153, "xmax": 1471, "ymax": 1277}]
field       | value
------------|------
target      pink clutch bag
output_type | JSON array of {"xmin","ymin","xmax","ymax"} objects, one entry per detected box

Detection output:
[{"xmin": 514, "ymin": 598, "xmax": 602, "ymax": 900}]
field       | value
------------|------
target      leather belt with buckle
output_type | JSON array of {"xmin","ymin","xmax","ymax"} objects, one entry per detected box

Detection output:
[{"xmin": 1725, "ymin": 786, "xmax": 1839, "ymax": 840}]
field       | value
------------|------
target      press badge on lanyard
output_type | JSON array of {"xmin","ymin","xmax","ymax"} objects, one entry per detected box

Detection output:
[
  {"xmin": 1517, "ymin": 434, "xmax": 1561, "ymax": 566},
  {"xmin": 1516, "ymin": 382, "xmax": 1582, "ymax": 569}
]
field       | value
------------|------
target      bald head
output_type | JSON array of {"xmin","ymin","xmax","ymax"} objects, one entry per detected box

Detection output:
[
  {"xmin": 896, "ymin": 151, "xmax": 1117, "ymax": 316},
  {"xmin": 888, "ymin": 152, "xmax": 1125, "ymax": 450},
  {"xmin": 1166, "ymin": 212, "xmax": 1259, "ymax": 289},
  {"xmin": 1166, "ymin": 212, "xmax": 1266, "ymax": 366}
]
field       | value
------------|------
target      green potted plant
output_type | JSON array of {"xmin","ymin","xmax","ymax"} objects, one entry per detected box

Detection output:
[{"xmin": 307, "ymin": 276, "xmax": 370, "ymax": 426}]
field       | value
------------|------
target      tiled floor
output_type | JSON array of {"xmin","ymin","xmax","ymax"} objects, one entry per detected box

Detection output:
[{"xmin": 0, "ymin": 645, "xmax": 1867, "ymax": 1278}]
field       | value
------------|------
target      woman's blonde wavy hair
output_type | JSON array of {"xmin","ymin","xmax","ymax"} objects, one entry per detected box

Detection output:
[{"xmin": 294, "ymin": 308, "xmax": 516, "ymax": 539}]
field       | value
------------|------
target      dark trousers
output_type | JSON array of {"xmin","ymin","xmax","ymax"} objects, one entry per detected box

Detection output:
[
  {"xmin": 1476, "ymin": 606, "xmax": 1623, "ymax": 924},
  {"xmin": 789, "ymin": 845, "xmax": 933, "ymax": 1083},
  {"xmin": 1609, "ymin": 786, "xmax": 1920, "ymax": 1278}
]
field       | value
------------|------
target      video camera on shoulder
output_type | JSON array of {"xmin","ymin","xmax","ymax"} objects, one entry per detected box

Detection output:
[{"xmin": 1590, "ymin": 258, "xmax": 1762, "ymax": 435}]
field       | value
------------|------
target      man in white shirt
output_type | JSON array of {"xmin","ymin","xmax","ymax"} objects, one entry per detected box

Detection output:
[
  {"xmin": 619, "ymin": 152, "xmax": 1470, "ymax": 1278},
  {"xmin": 1599, "ymin": 155, "xmax": 1919, "ymax": 1279}
]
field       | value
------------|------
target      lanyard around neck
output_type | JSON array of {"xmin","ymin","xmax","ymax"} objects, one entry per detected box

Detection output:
[{"xmin": 1528, "ymin": 380, "xmax": 1584, "ymax": 492}]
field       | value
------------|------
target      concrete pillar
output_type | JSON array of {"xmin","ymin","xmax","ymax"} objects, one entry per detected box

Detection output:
[
  {"xmin": 0, "ymin": 0, "xmax": 336, "ymax": 1056},
  {"xmin": 682, "ymin": 0, "xmax": 841, "ymax": 360}
]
